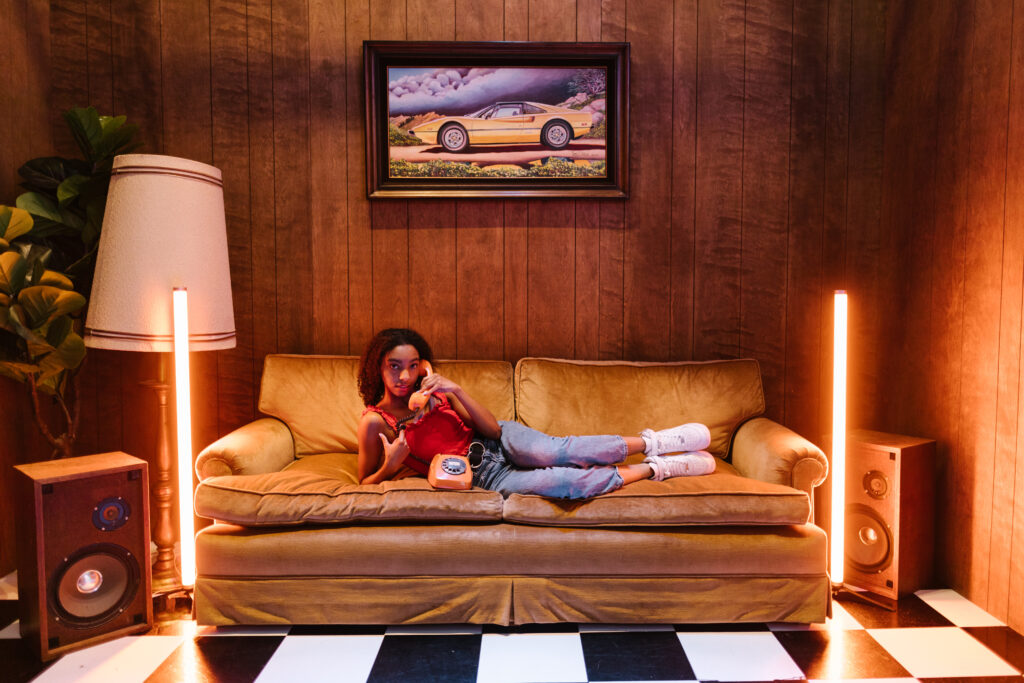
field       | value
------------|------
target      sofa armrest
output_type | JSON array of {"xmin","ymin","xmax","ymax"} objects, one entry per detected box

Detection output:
[
  {"xmin": 195, "ymin": 417, "xmax": 296, "ymax": 480},
  {"xmin": 731, "ymin": 417, "xmax": 829, "ymax": 521}
]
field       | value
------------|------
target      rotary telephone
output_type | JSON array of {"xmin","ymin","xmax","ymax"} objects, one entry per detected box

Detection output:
[{"xmin": 409, "ymin": 360, "xmax": 476, "ymax": 490}]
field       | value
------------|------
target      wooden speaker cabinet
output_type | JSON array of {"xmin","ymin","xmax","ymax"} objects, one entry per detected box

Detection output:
[
  {"xmin": 13, "ymin": 452, "xmax": 152, "ymax": 661},
  {"xmin": 843, "ymin": 430, "xmax": 936, "ymax": 605}
]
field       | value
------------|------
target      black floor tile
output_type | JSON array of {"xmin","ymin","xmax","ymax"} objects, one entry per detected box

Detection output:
[
  {"xmin": 965, "ymin": 626, "xmax": 1024, "ymax": 673},
  {"xmin": 145, "ymin": 635, "xmax": 284, "ymax": 683},
  {"xmin": 367, "ymin": 634, "xmax": 481, "ymax": 683},
  {"xmin": 581, "ymin": 630, "xmax": 695, "ymax": 681},
  {"xmin": 0, "ymin": 638, "xmax": 55, "ymax": 683},
  {"xmin": 673, "ymin": 622, "xmax": 770, "ymax": 632},
  {"xmin": 289, "ymin": 624, "xmax": 388, "ymax": 635},
  {"xmin": 837, "ymin": 593, "xmax": 954, "ymax": 628},
  {"xmin": 774, "ymin": 628, "xmax": 911, "ymax": 679},
  {"xmin": 0, "ymin": 600, "xmax": 19, "ymax": 630}
]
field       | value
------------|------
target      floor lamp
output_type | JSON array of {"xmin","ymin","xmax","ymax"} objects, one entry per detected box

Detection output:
[
  {"xmin": 831, "ymin": 290, "xmax": 848, "ymax": 591},
  {"xmin": 84, "ymin": 154, "xmax": 235, "ymax": 602}
]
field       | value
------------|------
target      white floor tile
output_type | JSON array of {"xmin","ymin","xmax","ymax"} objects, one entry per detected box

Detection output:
[
  {"xmin": 195, "ymin": 624, "xmax": 292, "ymax": 637},
  {"xmin": 476, "ymin": 632, "xmax": 587, "ymax": 683},
  {"xmin": 868, "ymin": 626, "xmax": 1021, "ymax": 678},
  {"xmin": 385, "ymin": 624, "xmax": 482, "ymax": 635},
  {"xmin": 769, "ymin": 600, "xmax": 864, "ymax": 632},
  {"xmin": 0, "ymin": 619, "xmax": 19, "ymax": 639},
  {"xmin": 255, "ymin": 635, "xmax": 384, "ymax": 683},
  {"xmin": 33, "ymin": 635, "xmax": 184, "ymax": 683},
  {"xmin": 0, "ymin": 572, "xmax": 17, "ymax": 600},
  {"xmin": 676, "ymin": 632, "xmax": 804, "ymax": 681},
  {"xmin": 915, "ymin": 588, "xmax": 1006, "ymax": 627}
]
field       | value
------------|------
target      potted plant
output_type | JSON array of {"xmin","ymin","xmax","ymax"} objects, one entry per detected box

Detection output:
[{"xmin": 1, "ymin": 107, "xmax": 139, "ymax": 458}]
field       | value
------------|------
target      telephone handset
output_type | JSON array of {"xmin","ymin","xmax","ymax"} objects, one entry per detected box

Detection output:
[{"xmin": 407, "ymin": 360, "xmax": 433, "ymax": 411}]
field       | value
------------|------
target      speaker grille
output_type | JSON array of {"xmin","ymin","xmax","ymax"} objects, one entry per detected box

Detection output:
[
  {"xmin": 49, "ymin": 543, "xmax": 140, "ymax": 629},
  {"xmin": 845, "ymin": 503, "xmax": 894, "ymax": 572}
]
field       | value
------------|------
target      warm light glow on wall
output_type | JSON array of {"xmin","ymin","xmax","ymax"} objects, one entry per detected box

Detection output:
[
  {"xmin": 831, "ymin": 290, "xmax": 848, "ymax": 586},
  {"xmin": 173, "ymin": 288, "xmax": 196, "ymax": 587}
]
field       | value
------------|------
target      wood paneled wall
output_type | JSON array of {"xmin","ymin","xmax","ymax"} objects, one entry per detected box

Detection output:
[
  {"xmin": 880, "ymin": 0, "xmax": 1024, "ymax": 632},
  {"xmin": 2, "ymin": 0, "xmax": 887, "ymax": 578}
]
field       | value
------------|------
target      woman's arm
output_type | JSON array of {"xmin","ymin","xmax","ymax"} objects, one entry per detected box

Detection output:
[
  {"xmin": 357, "ymin": 413, "xmax": 413, "ymax": 484},
  {"xmin": 419, "ymin": 373, "xmax": 502, "ymax": 439}
]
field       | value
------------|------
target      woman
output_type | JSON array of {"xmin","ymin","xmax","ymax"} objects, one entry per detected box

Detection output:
[{"xmin": 357, "ymin": 328, "xmax": 715, "ymax": 499}]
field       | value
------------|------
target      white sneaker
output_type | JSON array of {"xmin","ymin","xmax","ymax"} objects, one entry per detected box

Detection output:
[
  {"xmin": 645, "ymin": 451, "xmax": 716, "ymax": 481},
  {"xmin": 641, "ymin": 422, "xmax": 711, "ymax": 456}
]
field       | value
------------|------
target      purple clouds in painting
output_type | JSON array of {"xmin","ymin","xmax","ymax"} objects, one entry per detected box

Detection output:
[{"xmin": 388, "ymin": 67, "xmax": 579, "ymax": 115}]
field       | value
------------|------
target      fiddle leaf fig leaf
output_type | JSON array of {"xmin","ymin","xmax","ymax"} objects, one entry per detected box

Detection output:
[
  {"xmin": 16, "ymin": 286, "xmax": 86, "ymax": 328},
  {"xmin": 16, "ymin": 191, "xmax": 62, "ymax": 224},
  {"xmin": 0, "ymin": 206, "xmax": 34, "ymax": 242},
  {"xmin": 56, "ymin": 175, "xmax": 90, "ymax": 207},
  {"xmin": 38, "ymin": 270, "xmax": 73, "ymax": 290},
  {"xmin": 0, "ymin": 251, "xmax": 28, "ymax": 295},
  {"xmin": 40, "ymin": 329, "xmax": 85, "ymax": 377},
  {"xmin": 63, "ymin": 107, "xmax": 103, "ymax": 162}
]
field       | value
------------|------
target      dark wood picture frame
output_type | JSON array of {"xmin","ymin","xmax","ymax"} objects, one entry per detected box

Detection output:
[{"xmin": 364, "ymin": 41, "xmax": 629, "ymax": 199}]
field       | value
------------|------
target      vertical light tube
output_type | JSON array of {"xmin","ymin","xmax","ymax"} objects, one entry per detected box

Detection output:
[
  {"xmin": 173, "ymin": 288, "xmax": 196, "ymax": 587},
  {"xmin": 831, "ymin": 290, "xmax": 848, "ymax": 586}
]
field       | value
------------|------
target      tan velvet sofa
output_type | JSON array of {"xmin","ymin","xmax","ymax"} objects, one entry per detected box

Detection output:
[{"xmin": 192, "ymin": 355, "xmax": 831, "ymax": 626}]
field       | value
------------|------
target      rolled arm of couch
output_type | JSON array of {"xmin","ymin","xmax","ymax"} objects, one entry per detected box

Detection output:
[
  {"xmin": 731, "ymin": 417, "xmax": 829, "ymax": 506},
  {"xmin": 195, "ymin": 417, "xmax": 296, "ymax": 480}
]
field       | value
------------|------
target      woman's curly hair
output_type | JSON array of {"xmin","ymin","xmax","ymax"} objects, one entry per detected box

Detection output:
[{"xmin": 357, "ymin": 328, "xmax": 434, "ymax": 406}]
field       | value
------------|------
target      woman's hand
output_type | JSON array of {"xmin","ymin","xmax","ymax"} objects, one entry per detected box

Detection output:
[
  {"xmin": 416, "ymin": 372, "xmax": 461, "ymax": 399},
  {"xmin": 378, "ymin": 430, "xmax": 410, "ymax": 470}
]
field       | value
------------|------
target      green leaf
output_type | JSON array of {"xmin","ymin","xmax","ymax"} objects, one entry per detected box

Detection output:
[
  {"xmin": 45, "ymin": 315, "xmax": 72, "ymax": 347},
  {"xmin": 41, "ymin": 329, "xmax": 84, "ymax": 375},
  {"xmin": 16, "ymin": 286, "xmax": 86, "ymax": 328},
  {"xmin": 0, "ymin": 362, "xmax": 30, "ymax": 384},
  {"xmin": 0, "ymin": 252, "xmax": 28, "ymax": 295},
  {"xmin": 63, "ymin": 107, "xmax": 103, "ymax": 162},
  {"xmin": 0, "ymin": 206, "xmax": 34, "ymax": 241},
  {"xmin": 56, "ymin": 175, "xmax": 90, "ymax": 207},
  {"xmin": 38, "ymin": 270, "xmax": 73, "ymax": 290},
  {"xmin": 17, "ymin": 191, "xmax": 62, "ymax": 223},
  {"xmin": 17, "ymin": 157, "xmax": 90, "ymax": 193}
]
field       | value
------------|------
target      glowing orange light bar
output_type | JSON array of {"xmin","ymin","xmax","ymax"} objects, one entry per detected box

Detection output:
[
  {"xmin": 831, "ymin": 290, "xmax": 848, "ymax": 586},
  {"xmin": 173, "ymin": 288, "xmax": 196, "ymax": 587}
]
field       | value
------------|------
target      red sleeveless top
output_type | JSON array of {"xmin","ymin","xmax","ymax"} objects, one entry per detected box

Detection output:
[{"xmin": 362, "ymin": 393, "xmax": 475, "ymax": 475}]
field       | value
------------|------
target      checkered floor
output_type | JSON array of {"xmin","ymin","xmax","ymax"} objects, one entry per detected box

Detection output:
[{"xmin": 2, "ymin": 575, "xmax": 1023, "ymax": 682}]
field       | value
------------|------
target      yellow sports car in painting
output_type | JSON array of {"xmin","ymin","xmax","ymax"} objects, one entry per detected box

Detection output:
[{"xmin": 408, "ymin": 101, "xmax": 593, "ymax": 152}]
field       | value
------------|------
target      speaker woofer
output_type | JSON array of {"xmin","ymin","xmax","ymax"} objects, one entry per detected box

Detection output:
[
  {"xmin": 50, "ymin": 544, "xmax": 140, "ymax": 628},
  {"xmin": 845, "ymin": 503, "xmax": 894, "ymax": 573}
]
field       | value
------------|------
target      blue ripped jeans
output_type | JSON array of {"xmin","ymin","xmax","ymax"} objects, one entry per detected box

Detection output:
[{"xmin": 471, "ymin": 421, "xmax": 628, "ymax": 500}]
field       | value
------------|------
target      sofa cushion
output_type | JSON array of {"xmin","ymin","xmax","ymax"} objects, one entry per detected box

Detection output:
[
  {"xmin": 258, "ymin": 355, "xmax": 515, "ymax": 456},
  {"xmin": 194, "ymin": 453, "xmax": 504, "ymax": 526},
  {"xmin": 514, "ymin": 357, "xmax": 765, "ymax": 459},
  {"xmin": 501, "ymin": 459, "xmax": 810, "ymax": 527}
]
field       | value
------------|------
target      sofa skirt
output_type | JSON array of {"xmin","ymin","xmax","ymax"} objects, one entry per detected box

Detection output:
[{"xmin": 195, "ymin": 522, "xmax": 830, "ymax": 626}]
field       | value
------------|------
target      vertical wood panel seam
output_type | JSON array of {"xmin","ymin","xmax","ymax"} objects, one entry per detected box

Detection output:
[
  {"xmin": 739, "ymin": 0, "xmax": 747, "ymax": 359},
  {"xmin": 956, "ymin": 0, "xmax": 978, "ymax": 577},
  {"xmin": 691, "ymin": 0, "xmax": 698, "ymax": 359},
  {"xmin": 990, "ymin": 0, "xmax": 1017, "ymax": 608},
  {"xmin": 246, "ymin": 1, "xmax": 258, "ymax": 414},
  {"xmin": 783, "ymin": 0, "xmax": 795, "ymax": 417}
]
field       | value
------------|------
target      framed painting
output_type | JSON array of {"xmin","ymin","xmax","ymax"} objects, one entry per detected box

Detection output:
[{"xmin": 364, "ymin": 41, "xmax": 629, "ymax": 199}]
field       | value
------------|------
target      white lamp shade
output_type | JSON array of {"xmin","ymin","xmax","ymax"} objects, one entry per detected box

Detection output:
[{"xmin": 85, "ymin": 154, "xmax": 236, "ymax": 352}]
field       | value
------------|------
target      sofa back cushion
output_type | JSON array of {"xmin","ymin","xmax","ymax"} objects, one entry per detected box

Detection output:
[
  {"xmin": 514, "ymin": 358, "xmax": 765, "ymax": 459},
  {"xmin": 259, "ymin": 354, "xmax": 515, "ymax": 456}
]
